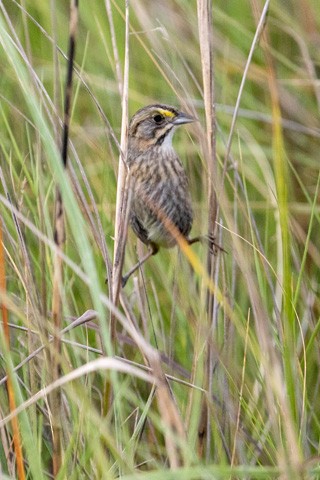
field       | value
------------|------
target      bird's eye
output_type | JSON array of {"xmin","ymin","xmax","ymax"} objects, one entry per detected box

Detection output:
[{"xmin": 153, "ymin": 114, "xmax": 164, "ymax": 124}]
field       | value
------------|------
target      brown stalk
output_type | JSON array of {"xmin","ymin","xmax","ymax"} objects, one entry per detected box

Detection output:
[
  {"xmin": 50, "ymin": 0, "xmax": 78, "ymax": 475},
  {"xmin": 0, "ymin": 222, "xmax": 26, "ymax": 479},
  {"xmin": 197, "ymin": 0, "xmax": 218, "ymax": 458}
]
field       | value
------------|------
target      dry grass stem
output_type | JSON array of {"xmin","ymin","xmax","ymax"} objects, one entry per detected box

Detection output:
[{"xmin": 197, "ymin": 0, "xmax": 218, "ymax": 457}]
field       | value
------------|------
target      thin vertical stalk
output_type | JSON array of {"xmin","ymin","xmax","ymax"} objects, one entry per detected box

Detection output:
[
  {"xmin": 197, "ymin": 0, "xmax": 217, "ymax": 245},
  {"xmin": 111, "ymin": 0, "xmax": 130, "ymax": 334},
  {"xmin": 197, "ymin": 0, "xmax": 217, "ymax": 457},
  {"xmin": 0, "ymin": 222, "xmax": 26, "ymax": 480},
  {"xmin": 50, "ymin": 0, "xmax": 78, "ymax": 475}
]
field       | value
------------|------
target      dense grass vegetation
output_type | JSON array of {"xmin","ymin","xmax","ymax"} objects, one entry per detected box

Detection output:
[{"xmin": 0, "ymin": 0, "xmax": 320, "ymax": 478}]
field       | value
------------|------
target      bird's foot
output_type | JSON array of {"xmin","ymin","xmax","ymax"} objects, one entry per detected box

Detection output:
[
  {"xmin": 187, "ymin": 234, "xmax": 226, "ymax": 255},
  {"xmin": 204, "ymin": 234, "xmax": 226, "ymax": 255}
]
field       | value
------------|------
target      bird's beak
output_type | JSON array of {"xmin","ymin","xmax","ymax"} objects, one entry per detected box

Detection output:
[{"xmin": 172, "ymin": 111, "xmax": 197, "ymax": 125}]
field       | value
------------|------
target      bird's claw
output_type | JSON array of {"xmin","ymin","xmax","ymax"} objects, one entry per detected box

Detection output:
[
  {"xmin": 204, "ymin": 234, "xmax": 226, "ymax": 255},
  {"xmin": 105, "ymin": 275, "xmax": 128, "ymax": 288}
]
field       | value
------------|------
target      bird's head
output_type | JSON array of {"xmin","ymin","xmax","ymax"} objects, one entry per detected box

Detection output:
[{"xmin": 128, "ymin": 104, "xmax": 196, "ymax": 152}]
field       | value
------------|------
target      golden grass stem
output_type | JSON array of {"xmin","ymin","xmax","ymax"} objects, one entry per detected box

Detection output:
[{"xmin": 0, "ymin": 221, "xmax": 26, "ymax": 480}]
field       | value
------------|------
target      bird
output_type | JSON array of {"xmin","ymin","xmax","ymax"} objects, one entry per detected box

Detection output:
[{"xmin": 122, "ymin": 103, "xmax": 215, "ymax": 286}]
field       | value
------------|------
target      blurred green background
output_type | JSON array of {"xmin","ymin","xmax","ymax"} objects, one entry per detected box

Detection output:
[{"xmin": 0, "ymin": 0, "xmax": 320, "ymax": 478}]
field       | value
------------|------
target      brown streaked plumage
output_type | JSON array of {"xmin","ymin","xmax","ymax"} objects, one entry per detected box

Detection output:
[{"xmin": 122, "ymin": 104, "xmax": 212, "ymax": 286}]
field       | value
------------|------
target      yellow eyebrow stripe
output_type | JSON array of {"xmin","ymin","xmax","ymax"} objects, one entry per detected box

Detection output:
[{"xmin": 157, "ymin": 108, "xmax": 175, "ymax": 118}]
